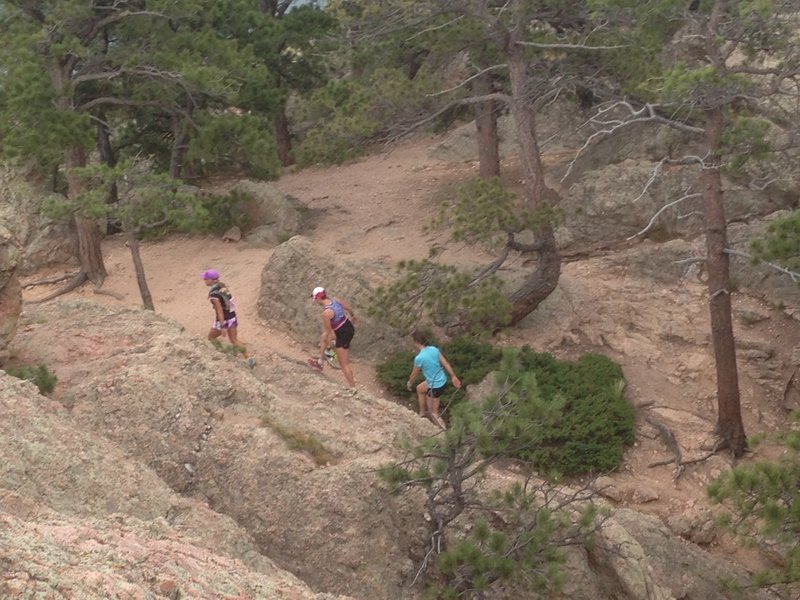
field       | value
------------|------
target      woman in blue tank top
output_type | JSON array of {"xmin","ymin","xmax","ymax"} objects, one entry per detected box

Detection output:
[{"xmin": 406, "ymin": 330, "xmax": 461, "ymax": 429}]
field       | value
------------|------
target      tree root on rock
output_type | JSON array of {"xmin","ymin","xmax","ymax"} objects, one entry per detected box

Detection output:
[
  {"xmin": 26, "ymin": 271, "xmax": 89, "ymax": 303},
  {"xmin": 645, "ymin": 413, "xmax": 728, "ymax": 483},
  {"xmin": 26, "ymin": 271, "xmax": 123, "ymax": 303},
  {"xmin": 23, "ymin": 272, "xmax": 80, "ymax": 288}
]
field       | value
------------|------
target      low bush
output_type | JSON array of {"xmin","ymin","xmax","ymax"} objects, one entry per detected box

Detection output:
[
  {"xmin": 375, "ymin": 336, "xmax": 501, "ymax": 412},
  {"xmin": 4, "ymin": 364, "xmax": 58, "ymax": 396},
  {"xmin": 514, "ymin": 347, "xmax": 634, "ymax": 476},
  {"xmin": 376, "ymin": 341, "xmax": 633, "ymax": 476}
]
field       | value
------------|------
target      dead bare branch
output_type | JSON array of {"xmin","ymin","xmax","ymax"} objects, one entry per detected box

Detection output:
[
  {"xmin": 516, "ymin": 41, "xmax": 627, "ymax": 50},
  {"xmin": 406, "ymin": 14, "xmax": 464, "ymax": 41},
  {"xmin": 26, "ymin": 272, "xmax": 88, "ymax": 304},
  {"xmin": 426, "ymin": 64, "xmax": 508, "ymax": 97},
  {"xmin": 626, "ymin": 192, "xmax": 701, "ymax": 241},
  {"xmin": 467, "ymin": 243, "xmax": 511, "ymax": 288},
  {"xmin": 724, "ymin": 248, "xmax": 800, "ymax": 283},
  {"xmin": 92, "ymin": 287, "xmax": 124, "ymax": 301},
  {"xmin": 645, "ymin": 415, "xmax": 682, "ymax": 469},
  {"xmin": 562, "ymin": 101, "xmax": 704, "ymax": 182},
  {"xmin": 630, "ymin": 158, "xmax": 667, "ymax": 204}
]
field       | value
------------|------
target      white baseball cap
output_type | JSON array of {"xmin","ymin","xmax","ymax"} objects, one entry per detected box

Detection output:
[{"xmin": 311, "ymin": 286, "xmax": 326, "ymax": 299}]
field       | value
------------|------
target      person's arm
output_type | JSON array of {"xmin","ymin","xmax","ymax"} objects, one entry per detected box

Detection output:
[
  {"xmin": 440, "ymin": 354, "xmax": 461, "ymax": 389},
  {"xmin": 406, "ymin": 366, "xmax": 421, "ymax": 391},
  {"xmin": 336, "ymin": 297, "xmax": 357, "ymax": 323},
  {"xmin": 319, "ymin": 308, "xmax": 334, "ymax": 358},
  {"xmin": 210, "ymin": 297, "xmax": 225, "ymax": 323}
]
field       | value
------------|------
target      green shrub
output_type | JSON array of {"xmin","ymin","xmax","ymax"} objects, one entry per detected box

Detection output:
[
  {"xmin": 375, "ymin": 349, "xmax": 417, "ymax": 408},
  {"xmin": 375, "ymin": 336, "xmax": 502, "ymax": 412},
  {"xmin": 376, "ymin": 342, "xmax": 633, "ymax": 476},
  {"xmin": 4, "ymin": 364, "xmax": 58, "ymax": 396},
  {"xmin": 707, "ymin": 413, "xmax": 800, "ymax": 589},
  {"xmin": 514, "ymin": 347, "xmax": 634, "ymax": 475}
]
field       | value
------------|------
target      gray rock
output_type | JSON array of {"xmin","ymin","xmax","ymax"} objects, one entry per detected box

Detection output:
[
  {"xmin": 222, "ymin": 225, "xmax": 242, "ymax": 242},
  {"xmin": 589, "ymin": 509, "xmax": 773, "ymax": 600},
  {"xmin": 230, "ymin": 180, "xmax": 307, "ymax": 247},
  {"xmin": 0, "ymin": 164, "xmax": 76, "ymax": 273},
  {"xmin": 257, "ymin": 235, "xmax": 405, "ymax": 361},
  {"xmin": 0, "ymin": 269, "xmax": 21, "ymax": 366},
  {"xmin": 13, "ymin": 299, "xmax": 428, "ymax": 600}
]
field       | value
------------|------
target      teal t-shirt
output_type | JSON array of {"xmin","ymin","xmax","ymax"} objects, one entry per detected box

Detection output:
[{"xmin": 414, "ymin": 346, "xmax": 447, "ymax": 389}]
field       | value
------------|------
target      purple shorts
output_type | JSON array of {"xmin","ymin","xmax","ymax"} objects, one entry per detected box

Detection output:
[{"xmin": 212, "ymin": 316, "xmax": 238, "ymax": 331}]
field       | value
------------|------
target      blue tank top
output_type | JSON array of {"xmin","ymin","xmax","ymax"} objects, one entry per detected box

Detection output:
[{"xmin": 326, "ymin": 299, "xmax": 348, "ymax": 330}]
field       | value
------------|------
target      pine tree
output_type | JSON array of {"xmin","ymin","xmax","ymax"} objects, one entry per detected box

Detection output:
[
  {"xmin": 708, "ymin": 418, "xmax": 800, "ymax": 590},
  {"xmin": 573, "ymin": 0, "xmax": 800, "ymax": 456},
  {"xmin": 0, "ymin": 1, "xmax": 281, "ymax": 297},
  {"xmin": 365, "ymin": 0, "xmax": 641, "ymax": 332},
  {"xmin": 380, "ymin": 352, "xmax": 605, "ymax": 597}
]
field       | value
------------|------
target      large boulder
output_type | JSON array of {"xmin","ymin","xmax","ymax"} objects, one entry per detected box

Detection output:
[
  {"xmin": 230, "ymin": 180, "xmax": 308, "ymax": 247},
  {"xmin": 0, "ymin": 164, "xmax": 76, "ymax": 272},
  {"xmin": 0, "ymin": 371, "xmax": 350, "ymax": 600},
  {"xmin": 558, "ymin": 161, "xmax": 788, "ymax": 253},
  {"xmin": 585, "ymin": 509, "xmax": 774, "ymax": 600},
  {"xmin": 257, "ymin": 235, "xmax": 405, "ymax": 361},
  {"xmin": 13, "ymin": 299, "xmax": 430, "ymax": 600}
]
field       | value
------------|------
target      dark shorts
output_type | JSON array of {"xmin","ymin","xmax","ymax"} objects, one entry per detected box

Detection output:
[
  {"xmin": 427, "ymin": 382, "xmax": 448, "ymax": 398},
  {"xmin": 334, "ymin": 320, "xmax": 355, "ymax": 349}
]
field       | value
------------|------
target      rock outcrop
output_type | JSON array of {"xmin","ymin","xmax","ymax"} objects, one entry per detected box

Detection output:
[
  {"xmin": 10, "ymin": 300, "xmax": 429, "ymax": 599},
  {"xmin": 0, "ymin": 164, "xmax": 76, "ymax": 272},
  {"xmin": 6, "ymin": 299, "xmax": 791, "ymax": 600},
  {"xmin": 0, "ymin": 268, "xmax": 21, "ymax": 366},
  {"xmin": 0, "ymin": 371, "xmax": 353, "ymax": 600},
  {"xmin": 230, "ymin": 180, "xmax": 307, "ymax": 247},
  {"xmin": 257, "ymin": 235, "xmax": 405, "ymax": 361}
]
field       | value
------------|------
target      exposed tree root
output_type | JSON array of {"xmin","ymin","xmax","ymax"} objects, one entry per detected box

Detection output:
[
  {"xmin": 26, "ymin": 272, "xmax": 123, "ymax": 303},
  {"xmin": 26, "ymin": 272, "xmax": 88, "ymax": 304},
  {"xmin": 25, "ymin": 270, "xmax": 125, "ymax": 304},
  {"xmin": 646, "ymin": 415, "xmax": 682, "ymax": 468},
  {"xmin": 92, "ymin": 287, "xmax": 124, "ymax": 301},
  {"xmin": 646, "ymin": 413, "xmax": 728, "ymax": 482},
  {"xmin": 23, "ymin": 272, "xmax": 80, "ymax": 288}
]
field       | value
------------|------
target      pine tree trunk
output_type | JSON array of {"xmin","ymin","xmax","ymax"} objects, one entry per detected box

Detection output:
[
  {"xmin": 703, "ymin": 108, "xmax": 746, "ymax": 457},
  {"xmin": 96, "ymin": 111, "xmax": 120, "ymax": 232},
  {"xmin": 66, "ymin": 147, "xmax": 107, "ymax": 287},
  {"xmin": 474, "ymin": 72, "xmax": 500, "ymax": 179},
  {"xmin": 504, "ymin": 31, "xmax": 561, "ymax": 325},
  {"xmin": 170, "ymin": 113, "xmax": 190, "ymax": 180},
  {"xmin": 51, "ymin": 60, "xmax": 108, "ymax": 287},
  {"xmin": 275, "ymin": 106, "xmax": 294, "ymax": 167},
  {"xmin": 126, "ymin": 230, "xmax": 154, "ymax": 311}
]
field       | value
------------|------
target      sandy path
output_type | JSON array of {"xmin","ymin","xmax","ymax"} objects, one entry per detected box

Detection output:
[{"xmin": 22, "ymin": 138, "xmax": 480, "ymax": 397}]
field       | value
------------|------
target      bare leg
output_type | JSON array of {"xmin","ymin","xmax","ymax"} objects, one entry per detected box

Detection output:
[
  {"xmin": 336, "ymin": 347, "xmax": 356, "ymax": 387},
  {"xmin": 208, "ymin": 328, "xmax": 222, "ymax": 341},
  {"xmin": 427, "ymin": 395, "xmax": 446, "ymax": 430},
  {"xmin": 318, "ymin": 332, "xmax": 329, "ymax": 361},
  {"xmin": 416, "ymin": 381, "xmax": 429, "ymax": 416},
  {"xmin": 226, "ymin": 326, "xmax": 248, "ymax": 358}
]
